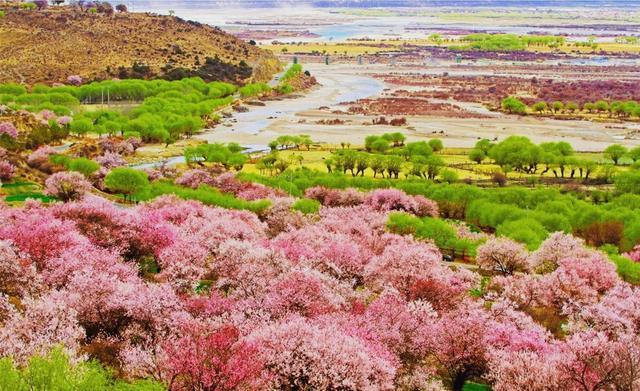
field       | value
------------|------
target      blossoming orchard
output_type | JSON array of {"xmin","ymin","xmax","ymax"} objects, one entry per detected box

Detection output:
[{"xmin": 0, "ymin": 181, "xmax": 638, "ymax": 390}]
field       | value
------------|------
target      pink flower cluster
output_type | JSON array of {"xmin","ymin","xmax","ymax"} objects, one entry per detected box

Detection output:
[
  {"xmin": 67, "ymin": 75, "xmax": 83, "ymax": 86},
  {"xmin": 625, "ymin": 245, "xmax": 640, "ymax": 262},
  {"xmin": 0, "ymin": 195, "xmax": 637, "ymax": 390},
  {"xmin": 364, "ymin": 189, "xmax": 440, "ymax": 217},
  {"xmin": 212, "ymin": 172, "xmax": 284, "ymax": 200},
  {"xmin": 56, "ymin": 116, "xmax": 72, "ymax": 127},
  {"xmin": 175, "ymin": 169, "xmax": 215, "ymax": 189},
  {"xmin": 305, "ymin": 186, "xmax": 439, "ymax": 217},
  {"xmin": 99, "ymin": 138, "xmax": 138, "ymax": 156},
  {"xmin": 37, "ymin": 110, "xmax": 57, "ymax": 122},
  {"xmin": 27, "ymin": 146, "xmax": 57, "ymax": 171},
  {"xmin": 0, "ymin": 160, "xmax": 15, "ymax": 181},
  {"xmin": 0, "ymin": 122, "xmax": 18, "ymax": 139},
  {"xmin": 44, "ymin": 172, "xmax": 92, "ymax": 202},
  {"xmin": 305, "ymin": 186, "xmax": 365, "ymax": 207},
  {"xmin": 96, "ymin": 152, "xmax": 126, "ymax": 169}
]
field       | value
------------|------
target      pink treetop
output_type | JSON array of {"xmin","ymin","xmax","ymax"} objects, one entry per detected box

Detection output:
[
  {"xmin": 412, "ymin": 195, "xmax": 440, "ymax": 218},
  {"xmin": 485, "ymin": 299, "xmax": 553, "ymax": 354},
  {"xmin": 158, "ymin": 208, "xmax": 268, "ymax": 290},
  {"xmin": 0, "ymin": 292, "xmax": 85, "ymax": 364},
  {"xmin": 360, "ymin": 188, "xmax": 439, "ymax": 217},
  {"xmin": 249, "ymin": 316, "xmax": 397, "ymax": 390},
  {"xmin": 0, "ymin": 161, "xmax": 15, "ymax": 181},
  {"xmin": 67, "ymin": 75, "xmax": 83, "ymax": 86},
  {"xmin": 51, "ymin": 196, "xmax": 172, "ymax": 259},
  {"xmin": 38, "ymin": 110, "xmax": 57, "ymax": 121},
  {"xmin": 44, "ymin": 171, "xmax": 92, "ymax": 202},
  {"xmin": 27, "ymin": 145, "xmax": 57, "ymax": 170},
  {"xmin": 342, "ymin": 289, "xmax": 436, "ymax": 360},
  {"xmin": 0, "ymin": 240, "xmax": 39, "ymax": 297},
  {"xmin": 271, "ymin": 225, "xmax": 372, "ymax": 282},
  {"xmin": 540, "ymin": 251, "xmax": 619, "ymax": 311},
  {"xmin": 364, "ymin": 236, "xmax": 444, "ymax": 295},
  {"xmin": 0, "ymin": 122, "xmax": 18, "ymax": 139},
  {"xmin": 476, "ymin": 237, "xmax": 530, "ymax": 275},
  {"xmin": 569, "ymin": 283, "xmax": 640, "ymax": 336},
  {"xmin": 529, "ymin": 232, "xmax": 590, "ymax": 273},
  {"xmin": 96, "ymin": 151, "xmax": 126, "ymax": 169},
  {"xmin": 489, "ymin": 274, "xmax": 542, "ymax": 310},
  {"xmin": 159, "ymin": 324, "xmax": 267, "ymax": 391},
  {"xmin": 210, "ymin": 240, "xmax": 290, "ymax": 300},
  {"xmin": 213, "ymin": 172, "xmax": 281, "ymax": 200},
  {"xmin": 0, "ymin": 206, "xmax": 88, "ymax": 267},
  {"xmin": 262, "ymin": 197, "xmax": 306, "ymax": 237},
  {"xmin": 425, "ymin": 302, "xmax": 491, "ymax": 391},
  {"xmin": 57, "ymin": 116, "xmax": 72, "ymax": 126},
  {"xmin": 556, "ymin": 330, "xmax": 639, "ymax": 391},
  {"xmin": 364, "ymin": 188, "xmax": 418, "ymax": 214},
  {"xmin": 175, "ymin": 169, "xmax": 215, "ymax": 189},
  {"xmin": 262, "ymin": 267, "xmax": 349, "ymax": 319},
  {"xmin": 487, "ymin": 349, "xmax": 562, "ymax": 391},
  {"xmin": 304, "ymin": 186, "xmax": 365, "ymax": 208}
]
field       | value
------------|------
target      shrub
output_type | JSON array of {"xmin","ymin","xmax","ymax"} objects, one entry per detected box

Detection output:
[
  {"xmin": 137, "ymin": 181, "xmax": 271, "ymax": 213},
  {"xmin": 496, "ymin": 218, "xmax": 548, "ymax": 250},
  {"xmin": 439, "ymin": 169, "xmax": 459, "ymax": 184},
  {"xmin": 469, "ymin": 149, "xmax": 486, "ymax": 164},
  {"xmin": 501, "ymin": 96, "xmax": 527, "ymax": 114},
  {"xmin": 581, "ymin": 220, "xmax": 624, "ymax": 248},
  {"xmin": 70, "ymin": 119, "xmax": 94, "ymax": 136},
  {"xmin": 20, "ymin": 2, "xmax": 37, "ymax": 10},
  {"xmin": 238, "ymin": 83, "xmax": 271, "ymax": 98},
  {"xmin": 614, "ymin": 170, "xmax": 640, "ymax": 195},
  {"xmin": 68, "ymin": 158, "xmax": 100, "ymax": 178},
  {"xmin": 291, "ymin": 198, "xmax": 321, "ymax": 214},
  {"xmin": 104, "ymin": 167, "xmax": 149, "ymax": 201},
  {"xmin": 610, "ymin": 254, "xmax": 640, "ymax": 285},
  {"xmin": 0, "ymin": 347, "xmax": 163, "ymax": 390},
  {"xmin": 492, "ymin": 172, "xmax": 507, "ymax": 187},
  {"xmin": 428, "ymin": 138, "xmax": 444, "ymax": 152}
]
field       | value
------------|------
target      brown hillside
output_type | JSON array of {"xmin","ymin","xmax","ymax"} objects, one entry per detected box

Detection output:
[{"xmin": 0, "ymin": 7, "xmax": 280, "ymax": 85}]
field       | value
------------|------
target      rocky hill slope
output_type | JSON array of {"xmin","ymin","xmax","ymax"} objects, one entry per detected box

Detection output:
[{"xmin": 0, "ymin": 7, "xmax": 280, "ymax": 85}]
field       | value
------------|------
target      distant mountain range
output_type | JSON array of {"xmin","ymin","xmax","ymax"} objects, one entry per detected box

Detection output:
[{"xmin": 129, "ymin": 0, "xmax": 637, "ymax": 8}]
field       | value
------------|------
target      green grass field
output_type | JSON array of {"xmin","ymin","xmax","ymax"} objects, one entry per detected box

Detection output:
[{"xmin": 0, "ymin": 181, "xmax": 56, "ymax": 204}]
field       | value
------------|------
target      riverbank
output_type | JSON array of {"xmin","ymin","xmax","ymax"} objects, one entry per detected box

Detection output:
[{"xmin": 195, "ymin": 63, "xmax": 640, "ymax": 152}]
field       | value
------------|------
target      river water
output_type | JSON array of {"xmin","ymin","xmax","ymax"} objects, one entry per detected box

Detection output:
[{"xmin": 132, "ymin": 65, "xmax": 385, "ymax": 169}]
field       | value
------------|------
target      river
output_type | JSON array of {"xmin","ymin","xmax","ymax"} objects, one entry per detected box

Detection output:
[{"xmin": 132, "ymin": 64, "xmax": 385, "ymax": 169}]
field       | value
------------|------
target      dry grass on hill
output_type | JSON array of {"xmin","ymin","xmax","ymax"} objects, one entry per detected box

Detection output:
[{"xmin": 0, "ymin": 7, "xmax": 280, "ymax": 85}]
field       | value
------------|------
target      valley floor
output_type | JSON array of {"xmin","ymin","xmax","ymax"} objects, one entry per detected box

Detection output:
[{"xmin": 200, "ymin": 62, "xmax": 640, "ymax": 152}]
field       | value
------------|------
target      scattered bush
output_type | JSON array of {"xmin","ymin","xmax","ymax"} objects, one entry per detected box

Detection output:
[{"xmin": 291, "ymin": 198, "xmax": 321, "ymax": 214}]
